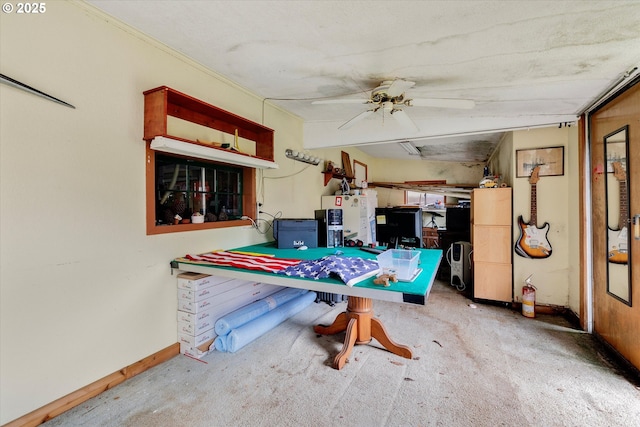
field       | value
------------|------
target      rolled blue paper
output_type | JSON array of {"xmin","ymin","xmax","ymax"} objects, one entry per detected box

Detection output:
[
  {"xmin": 214, "ymin": 287, "xmax": 308, "ymax": 336},
  {"xmin": 221, "ymin": 291, "xmax": 317, "ymax": 353},
  {"xmin": 213, "ymin": 335, "xmax": 227, "ymax": 352}
]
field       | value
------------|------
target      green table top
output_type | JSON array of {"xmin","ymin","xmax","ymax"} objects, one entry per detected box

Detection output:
[{"xmin": 174, "ymin": 242, "xmax": 442, "ymax": 305}]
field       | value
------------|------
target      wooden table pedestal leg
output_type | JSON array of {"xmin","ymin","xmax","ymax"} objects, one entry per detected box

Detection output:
[{"xmin": 314, "ymin": 296, "xmax": 413, "ymax": 370}]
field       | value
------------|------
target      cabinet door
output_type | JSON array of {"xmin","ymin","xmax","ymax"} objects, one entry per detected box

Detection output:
[
  {"xmin": 472, "ymin": 188, "xmax": 512, "ymax": 225},
  {"xmin": 472, "ymin": 226, "xmax": 512, "ymax": 264},
  {"xmin": 474, "ymin": 262, "xmax": 512, "ymax": 302}
]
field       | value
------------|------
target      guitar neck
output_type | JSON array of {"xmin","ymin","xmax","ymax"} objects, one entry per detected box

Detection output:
[
  {"xmin": 530, "ymin": 183, "xmax": 537, "ymax": 226},
  {"xmin": 619, "ymin": 179, "xmax": 628, "ymax": 228}
]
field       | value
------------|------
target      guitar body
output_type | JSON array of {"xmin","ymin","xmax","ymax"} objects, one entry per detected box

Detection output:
[
  {"xmin": 607, "ymin": 226, "xmax": 628, "ymax": 264},
  {"xmin": 515, "ymin": 167, "xmax": 552, "ymax": 259},
  {"xmin": 515, "ymin": 215, "xmax": 552, "ymax": 259}
]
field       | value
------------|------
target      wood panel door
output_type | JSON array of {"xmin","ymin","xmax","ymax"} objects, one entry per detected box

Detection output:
[{"xmin": 589, "ymin": 78, "xmax": 640, "ymax": 370}]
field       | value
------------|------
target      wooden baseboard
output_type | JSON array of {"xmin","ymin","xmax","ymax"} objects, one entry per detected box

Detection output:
[
  {"xmin": 593, "ymin": 332, "xmax": 640, "ymax": 386},
  {"xmin": 3, "ymin": 343, "xmax": 180, "ymax": 427},
  {"xmin": 511, "ymin": 302, "xmax": 570, "ymax": 316}
]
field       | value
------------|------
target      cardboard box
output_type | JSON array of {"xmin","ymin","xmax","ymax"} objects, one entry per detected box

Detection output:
[
  {"xmin": 177, "ymin": 280, "xmax": 278, "ymax": 314},
  {"xmin": 178, "ymin": 285, "xmax": 220, "ymax": 302},
  {"xmin": 177, "ymin": 284, "xmax": 283, "ymax": 334},
  {"xmin": 180, "ymin": 339, "xmax": 215, "ymax": 359},
  {"xmin": 178, "ymin": 327, "xmax": 215, "ymax": 348},
  {"xmin": 177, "ymin": 272, "xmax": 230, "ymax": 291},
  {"xmin": 177, "ymin": 284, "xmax": 281, "ymax": 325},
  {"xmin": 178, "ymin": 316, "xmax": 215, "ymax": 336}
]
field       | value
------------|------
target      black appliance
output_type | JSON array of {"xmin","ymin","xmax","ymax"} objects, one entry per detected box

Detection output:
[
  {"xmin": 375, "ymin": 207, "xmax": 423, "ymax": 249},
  {"xmin": 315, "ymin": 209, "xmax": 344, "ymax": 248},
  {"xmin": 445, "ymin": 207, "xmax": 470, "ymax": 232},
  {"xmin": 273, "ymin": 219, "xmax": 318, "ymax": 249}
]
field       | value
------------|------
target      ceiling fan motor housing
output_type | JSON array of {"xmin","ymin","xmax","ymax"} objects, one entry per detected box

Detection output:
[{"xmin": 372, "ymin": 87, "xmax": 406, "ymax": 106}]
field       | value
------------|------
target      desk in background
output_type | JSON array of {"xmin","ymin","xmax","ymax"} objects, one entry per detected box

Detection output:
[
  {"xmin": 422, "ymin": 227, "xmax": 440, "ymax": 249},
  {"xmin": 173, "ymin": 243, "xmax": 442, "ymax": 369}
]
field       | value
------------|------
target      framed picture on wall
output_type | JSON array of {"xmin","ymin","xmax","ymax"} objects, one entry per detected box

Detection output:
[
  {"xmin": 516, "ymin": 146, "xmax": 564, "ymax": 177},
  {"xmin": 353, "ymin": 160, "xmax": 368, "ymax": 187}
]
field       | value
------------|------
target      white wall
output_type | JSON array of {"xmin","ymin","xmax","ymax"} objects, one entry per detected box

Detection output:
[
  {"xmin": 510, "ymin": 127, "xmax": 579, "ymax": 309},
  {"xmin": 0, "ymin": 2, "xmax": 330, "ymax": 423},
  {"xmin": 488, "ymin": 132, "xmax": 514, "ymax": 186}
]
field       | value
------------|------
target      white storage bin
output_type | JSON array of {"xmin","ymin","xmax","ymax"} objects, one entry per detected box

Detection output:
[{"xmin": 377, "ymin": 249, "xmax": 420, "ymax": 281}]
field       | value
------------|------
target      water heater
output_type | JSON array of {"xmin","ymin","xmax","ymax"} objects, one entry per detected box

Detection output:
[{"xmin": 448, "ymin": 241, "xmax": 472, "ymax": 291}]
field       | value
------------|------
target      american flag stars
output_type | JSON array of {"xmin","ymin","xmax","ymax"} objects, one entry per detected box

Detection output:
[{"xmin": 279, "ymin": 255, "xmax": 380, "ymax": 287}]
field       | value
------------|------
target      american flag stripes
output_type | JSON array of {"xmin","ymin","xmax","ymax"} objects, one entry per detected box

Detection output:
[{"xmin": 183, "ymin": 251, "xmax": 301, "ymax": 273}]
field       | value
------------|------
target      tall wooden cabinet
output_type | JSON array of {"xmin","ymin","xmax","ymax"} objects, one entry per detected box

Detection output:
[{"xmin": 471, "ymin": 188, "xmax": 513, "ymax": 302}]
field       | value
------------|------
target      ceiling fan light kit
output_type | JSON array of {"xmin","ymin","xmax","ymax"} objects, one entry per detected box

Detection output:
[{"xmin": 314, "ymin": 78, "xmax": 475, "ymax": 131}]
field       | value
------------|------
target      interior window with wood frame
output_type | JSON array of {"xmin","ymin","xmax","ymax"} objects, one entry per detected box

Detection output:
[
  {"xmin": 406, "ymin": 191, "xmax": 445, "ymax": 208},
  {"xmin": 145, "ymin": 146, "xmax": 256, "ymax": 235}
]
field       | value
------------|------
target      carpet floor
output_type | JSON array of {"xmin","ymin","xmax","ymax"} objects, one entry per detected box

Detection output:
[{"xmin": 44, "ymin": 281, "xmax": 640, "ymax": 427}]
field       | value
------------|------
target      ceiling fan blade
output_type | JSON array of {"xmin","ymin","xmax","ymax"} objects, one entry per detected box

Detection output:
[
  {"xmin": 407, "ymin": 98, "xmax": 475, "ymax": 109},
  {"xmin": 338, "ymin": 109, "xmax": 377, "ymax": 130},
  {"xmin": 312, "ymin": 98, "xmax": 370, "ymax": 105},
  {"xmin": 386, "ymin": 79, "xmax": 415, "ymax": 97},
  {"xmin": 390, "ymin": 109, "xmax": 419, "ymax": 132}
]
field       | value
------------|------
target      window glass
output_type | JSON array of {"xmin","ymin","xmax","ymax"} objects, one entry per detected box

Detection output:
[
  {"xmin": 406, "ymin": 191, "xmax": 444, "ymax": 209},
  {"xmin": 155, "ymin": 155, "xmax": 242, "ymax": 226}
]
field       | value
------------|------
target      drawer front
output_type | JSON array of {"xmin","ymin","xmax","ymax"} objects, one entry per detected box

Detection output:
[
  {"xmin": 472, "ymin": 188, "xmax": 512, "ymax": 225},
  {"xmin": 472, "ymin": 226, "xmax": 512, "ymax": 264},
  {"xmin": 473, "ymin": 262, "xmax": 512, "ymax": 302}
]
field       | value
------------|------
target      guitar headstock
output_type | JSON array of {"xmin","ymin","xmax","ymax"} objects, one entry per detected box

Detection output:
[
  {"xmin": 612, "ymin": 161, "xmax": 626, "ymax": 182},
  {"xmin": 529, "ymin": 166, "xmax": 541, "ymax": 184}
]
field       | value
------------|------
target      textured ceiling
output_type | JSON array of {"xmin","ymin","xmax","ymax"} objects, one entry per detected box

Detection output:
[{"xmin": 89, "ymin": 1, "xmax": 640, "ymax": 162}]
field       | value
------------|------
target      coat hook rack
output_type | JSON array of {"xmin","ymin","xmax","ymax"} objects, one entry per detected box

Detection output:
[{"xmin": 285, "ymin": 149, "xmax": 321, "ymax": 166}]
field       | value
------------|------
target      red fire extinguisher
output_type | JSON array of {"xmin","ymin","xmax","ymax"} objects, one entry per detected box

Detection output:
[{"xmin": 522, "ymin": 274, "xmax": 536, "ymax": 318}]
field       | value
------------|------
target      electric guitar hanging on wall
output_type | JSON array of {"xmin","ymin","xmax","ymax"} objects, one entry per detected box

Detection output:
[
  {"xmin": 607, "ymin": 162, "xmax": 628, "ymax": 264},
  {"xmin": 515, "ymin": 166, "xmax": 552, "ymax": 258}
]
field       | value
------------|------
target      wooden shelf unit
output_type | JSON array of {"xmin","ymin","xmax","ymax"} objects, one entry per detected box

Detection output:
[
  {"xmin": 471, "ymin": 188, "xmax": 513, "ymax": 303},
  {"xmin": 143, "ymin": 86, "xmax": 274, "ymax": 162},
  {"xmin": 322, "ymin": 171, "xmax": 353, "ymax": 186},
  {"xmin": 142, "ymin": 86, "xmax": 271, "ymax": 234}
]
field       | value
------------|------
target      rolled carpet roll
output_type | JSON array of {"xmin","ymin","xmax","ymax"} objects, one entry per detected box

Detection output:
[
  {"xmin": 214, "ymin": 287, "xmax": 308, "ymax": 336},
  {"xmin": 215, "ymin": 291, "xmax": 317, "ymax": 353}
]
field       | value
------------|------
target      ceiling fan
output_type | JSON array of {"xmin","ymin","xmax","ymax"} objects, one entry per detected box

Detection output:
[{"xmin": 312, "ymin": 79, "xmax": 475, "ymax": 131}]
